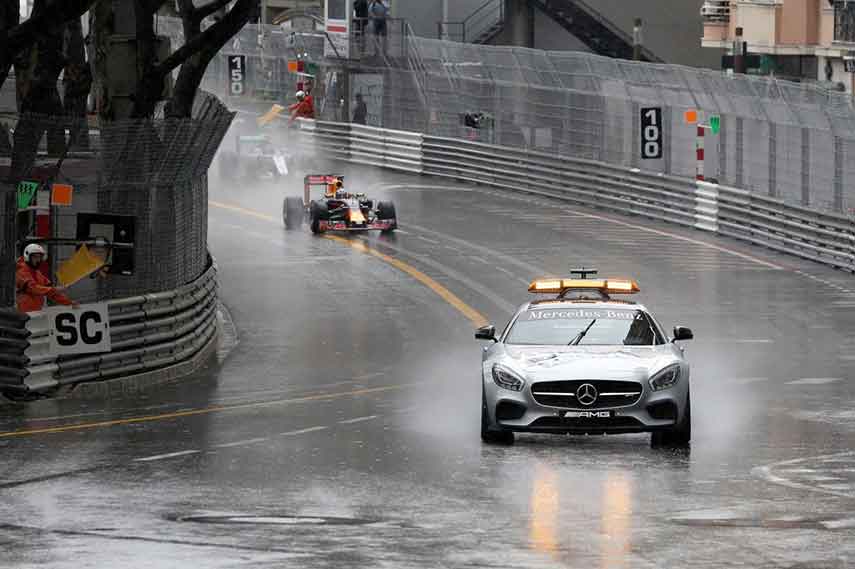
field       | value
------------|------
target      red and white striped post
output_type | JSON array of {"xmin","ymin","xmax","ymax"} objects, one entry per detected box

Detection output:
[{"xmin": 695, "ymin": 124, "xmax": 705, "ymax": 181}]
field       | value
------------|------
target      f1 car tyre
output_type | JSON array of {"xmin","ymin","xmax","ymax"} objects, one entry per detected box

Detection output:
[
  {"xmin": 283, "ymin": 197, "xmax": 304, "ymax": 230},
  {"xmin": 481, "ymin": 387, "xmax": 515, "ymax": 445},
  {"xmin": 376, "ymin": 201, "xmax": 398, "ymax": 234},
  {"xmin": 310, "ymin": 200, "xmax": 330, "ymax": 234},
  {"xmin": 651, "ymin": 391, "xmax": 691, "ymax": 448}
]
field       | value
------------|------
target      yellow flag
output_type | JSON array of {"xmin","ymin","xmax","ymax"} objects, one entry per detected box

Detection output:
[
  {"xmin": 56, "ymin": 245, "xmax": 107, "ymax": 287},
  {"xmin": 257, "ymin": 104, "xmax": 285, "ymax": 126}
]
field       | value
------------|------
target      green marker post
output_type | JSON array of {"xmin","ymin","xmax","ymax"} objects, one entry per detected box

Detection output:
[
  {"xmin": 16, "ymin": 181, "xmax": 39, "ymax": 210},
  {"xmin": 710, "ymin": 115, "xmax": 721, "ymax": 135}
]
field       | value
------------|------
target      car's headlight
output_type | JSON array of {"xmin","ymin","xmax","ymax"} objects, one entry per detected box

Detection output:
[
  {"xmin": 492, "ymin": 364, "xmax": 526, "ymax": 392},
  {"xmin": 649, "ymin": 364, "xmax": 681, "ymax": 392}
]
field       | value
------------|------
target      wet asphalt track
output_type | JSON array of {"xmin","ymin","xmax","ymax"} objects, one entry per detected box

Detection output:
[{"xmin": 2, "ymin": 166, "xmax": 855, "ymax": 568}]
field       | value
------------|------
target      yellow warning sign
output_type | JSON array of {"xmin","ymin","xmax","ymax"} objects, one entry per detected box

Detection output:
[
  {"xmin": 56, "ymin": 245, "xmax": 107, "ymax": 287},
  {"xmin": 257, "ymin": 104, "xmax": 285, "ymax": 126}
]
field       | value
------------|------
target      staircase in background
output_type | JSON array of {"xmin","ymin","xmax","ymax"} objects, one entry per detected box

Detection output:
[
  {"xmin": 438, "ymin": 0, "xmax": 663, "ymax": 63},
  {"xmin": 437, "ymin": 0, "xmax": 505, "ymax": 44},
  {"xmin": 528, "ymin": 0, "xmax": 663, "ymax": 62}
]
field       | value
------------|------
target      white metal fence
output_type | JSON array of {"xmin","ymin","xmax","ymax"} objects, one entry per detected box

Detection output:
[{"xmin": 298, "ymin": 119, "xmax": 855, "ymax": 272}]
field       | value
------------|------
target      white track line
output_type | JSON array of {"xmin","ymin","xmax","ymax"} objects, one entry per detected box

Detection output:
[
  {"xmin": 279, "ymin": 426, "xmax": 329, "ymax": 436},
  {"xmin": 786, "ymin": 378, "xmax": 842, "ymax": 385},
  {"xmin": 213, "ymin": 437, "xmax": 270, "ymax": 449},
  {"xmin": 338, "ymin": 415, "xmax": 378, "ymax": 425},
  {"xmin": 134, "ymin": 450, "xmax": 200, "ymax": 462}
]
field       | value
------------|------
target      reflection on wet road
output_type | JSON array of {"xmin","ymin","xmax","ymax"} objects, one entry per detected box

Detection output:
[{"xmin": 2, "ymin": 167, "xmax": 855, "ymax": 567}]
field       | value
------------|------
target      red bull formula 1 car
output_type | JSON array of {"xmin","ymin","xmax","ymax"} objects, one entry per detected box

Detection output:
[{"xmin": 283, "ymin": 175, "xmax": 398, "ymax": 234}]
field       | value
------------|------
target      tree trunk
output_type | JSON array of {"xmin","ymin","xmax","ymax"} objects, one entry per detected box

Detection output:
[
  {"xmin": 156, "ymin": 0, "xmax": 256, "ymax": 119},
  {"xmin": 0, "ymin": 0, "xmax": 17, "ymax": 157},
  {"xmin": 90, "ymin": 2, "xmax": 114, "ymax": 121},
  {"xmin": 10, "ymin": 0, "xmax": 67, "ymax": 179},
  {"xmin": 0, "ymin": 0, "xmax": 18, "ymax": 93},
  {"xmin": 166, "ymin": 11, "xmax": 203, "ymax": 119},
  {"xmin": 131, "ymin": 0, "xmax": 160, "ymax": 118},
  {"xmin": 63, "ymin": 16, "xmax": 91, "ymax": 150},
  {"xmin": 166, "ymin": 50, "xmax": 213, "ymax": 118}
]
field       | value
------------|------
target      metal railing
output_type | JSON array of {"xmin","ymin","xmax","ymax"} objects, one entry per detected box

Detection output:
[
  {"xmin": 0, "ymin": 258, "xmax": 219, "ymax": 398},
  {"xmin": 0, "ymin": 309, "xmax": 30, "ymax": 391},
  {"xmin": 528, "ymin": 0, "xmax": 662, "ymax": 62},
  {"xmin": 297, "ymin": 119, "xmax": 855, "ymax": 273},
  {"xmin": 701, "ymin": 0, "xmax": 731, "ymax": 23},
  {"xmin": 349, "ymin": 17, "xmax": 410, "ymax": 60},
  {"xmin": 437, "ymin": 0, "xmax": 504, "ymax": 44}
]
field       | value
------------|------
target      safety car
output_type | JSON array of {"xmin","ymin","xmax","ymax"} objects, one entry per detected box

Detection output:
[
  {"xmin": 283, "ymin": 175, "xmax": 398, "ymax": 234},
  {"xmin": 475, "ymin": 269, "xmax": 693, "ymax": 447}
]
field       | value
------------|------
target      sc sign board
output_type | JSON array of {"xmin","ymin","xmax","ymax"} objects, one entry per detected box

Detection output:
[
  {"xmin": 46, "ymin": 303, "xmax": 111, "ymax": 356},
  {"xmin": 640, "ymin": 107, "xmax": 663, "ymax": 160},
  {"xmin": 227, "ymin": 55, "xmax": 247, "ymax": 97}
]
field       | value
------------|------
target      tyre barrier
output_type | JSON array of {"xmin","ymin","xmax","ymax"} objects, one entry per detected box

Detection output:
[
  {"xmin": 299, "ymin": 120, "xmax": 855, "ymax": 273},
  {"xmin": 0, "ymin": 259, "xmax": 219, "ymax": 399}
]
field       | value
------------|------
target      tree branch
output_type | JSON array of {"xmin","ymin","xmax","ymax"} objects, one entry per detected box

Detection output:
[
  {"xmin": 8, "ymin": 0, "xmax": 97, "ymax": 55},
  {"xmin": 143, "ymin": 0, "xmax": 169, "ymax": 13},
  {"xmin": 151, "ymin": 0, "xmax": 253, "ymax": 78},
  {"xmin": 195, "ymin": 0, "xmax": 233, "ymax": 22}
]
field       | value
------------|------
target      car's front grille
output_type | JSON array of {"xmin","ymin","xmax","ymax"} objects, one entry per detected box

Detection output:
[
  {"xmin": 531, "ymin": 380, "xmax": 643, "ymax": 409},
  {"xmin": 528, "ymin": 416, "xmax": 643, "ymax": 430}
]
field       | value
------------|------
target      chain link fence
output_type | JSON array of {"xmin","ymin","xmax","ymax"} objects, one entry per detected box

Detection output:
[
  {"xmin": 173, "ymin": 18, "xmax": 855, "ymax": 218},
  {"xmin": 0, "ymin": 92, "xmax": 233, "ymax": 308}
]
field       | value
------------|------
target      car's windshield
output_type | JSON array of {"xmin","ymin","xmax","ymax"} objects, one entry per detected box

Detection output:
[{"xmin": 505, "ymin": 307, "xmax": 664, "ymax": 346}]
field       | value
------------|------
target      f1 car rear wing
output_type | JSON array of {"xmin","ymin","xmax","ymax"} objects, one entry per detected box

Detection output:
[{"xmin": 304, "ymin": 174, "xmax": 344, "ymax": 204}]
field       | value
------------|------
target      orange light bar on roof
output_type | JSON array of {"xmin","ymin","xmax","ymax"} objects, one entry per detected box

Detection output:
[
  {"xmin": 528, "ymin": 278, "xmax": 640, "ymax": 294},
  {"xmin": 603, "ymin": 279, "xmax": 640, "ymax": 293},
  {"xmin": 528, "ymin": 279, "xmax": 564, "ymax": 293}
]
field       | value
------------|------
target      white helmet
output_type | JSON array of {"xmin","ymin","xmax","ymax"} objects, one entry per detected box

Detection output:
[
  {"xmin": 23, "ymin": 243, "xmax": 46, "ymax": 263},
  {"xmin": 296, "ymin": 90, "xmax": 306, "ymax": 100}
]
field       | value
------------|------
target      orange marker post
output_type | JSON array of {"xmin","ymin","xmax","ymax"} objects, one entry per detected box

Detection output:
[
  {"xmin": 684, "ymin": 109, "xmax": 698, "ymax": 125},
  {"xmin": 51, "ymin": 183, "xmax": 74, "ymax": 206}
]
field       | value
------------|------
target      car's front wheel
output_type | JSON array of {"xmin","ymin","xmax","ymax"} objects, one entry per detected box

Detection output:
[
  {"xmin": 651, "ymin": 392, "xmax": 691, "ymax": 448},
  {"xmin": 283, "ymin": 197, "xmax": 303, "ymax": 230},
  {"xmin": 481, "ymin": 387, "xmax": 514, "ymax": 445},
  {"xmin": 309, "ymin": 201, "xmax": 329, "ymax": 234},
  {"xmin": 376, "ymin": 201, "xmax": 397, "ymax": 234}
]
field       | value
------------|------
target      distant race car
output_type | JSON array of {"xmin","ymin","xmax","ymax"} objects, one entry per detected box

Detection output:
[
  {"xmin": 283, "ymin": 175, "xmax": 398, "ymax": 234},
  {"xmin": 218, "ymin": 134, "xmax": 290, "ymax": 182},
  {"xmin": 475, "ymin": 269, "xmax": 693, "ymax": 447}
]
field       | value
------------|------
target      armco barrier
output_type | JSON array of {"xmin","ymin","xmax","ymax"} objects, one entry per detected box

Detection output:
[
  {"xmin": 300, "ymin": 120, "xmax": 855, "ymax": 273},
  {"xmin": 302, "ymin": 121, "xmax": 423, "ymax": 174},
  {"xmin": 0, "ymin": 260, "xmax": 218, "ymax": 398},
  {"xmin": 0, "ymin": 309, "xmax": 30, "ymax": 394}
]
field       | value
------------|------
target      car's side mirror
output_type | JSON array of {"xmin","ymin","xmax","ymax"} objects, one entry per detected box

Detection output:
[
  {"xmin": 475, "ymin": 324, "xmax": 497, "ymax": 342},
  {"xmin": 673, "ymin": 326, "xmax": 694, "ymax": 342}
]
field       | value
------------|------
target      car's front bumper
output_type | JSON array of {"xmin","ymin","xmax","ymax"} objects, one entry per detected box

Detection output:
[
  {"xmin": 318, "ymin": 219, "xmax": 395, "ymax": 232},
  {"xmin": 484, "ymin": 377, "xmax": 688, "ymax": 435}
]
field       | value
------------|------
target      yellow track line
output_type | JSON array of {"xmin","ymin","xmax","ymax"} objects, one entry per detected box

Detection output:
[
  {"xmin": 209, "ymin": 200, "xmax": 488, "ymax": 327},
  {"xmin": 0, "ymin": 385, "xmax": 404, "ymax": 439},
  {"xmin": 322, "ymin": 234, "xmax": 488, "ymax": 327},
  {"xmin": 209, "ymin": 200, "xmax": 279, "ymax": 223}
]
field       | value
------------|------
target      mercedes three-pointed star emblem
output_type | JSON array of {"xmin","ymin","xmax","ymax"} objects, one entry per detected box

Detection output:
[{"xmin": 576, "ymin": 383, "xmax": 598, "ymax": 406}]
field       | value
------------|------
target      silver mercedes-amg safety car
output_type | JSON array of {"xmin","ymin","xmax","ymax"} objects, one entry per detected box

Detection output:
[{"xmin": 476, "ymin": 270, "xmax": 693, "ymax": 447}]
